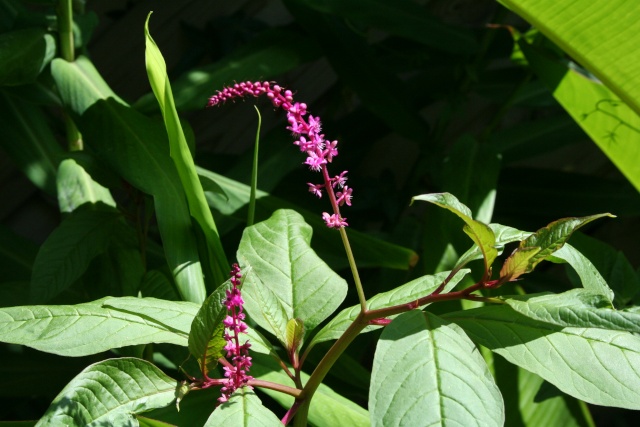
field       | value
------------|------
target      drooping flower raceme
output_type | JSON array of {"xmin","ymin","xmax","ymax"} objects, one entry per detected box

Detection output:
[
  {"xmin": 207, "ymin": 81, "xmax": 352, "ymax": 228},
  {"xmin": 219, "ymin": 263, "xmax": 253, "ymax": 403}
]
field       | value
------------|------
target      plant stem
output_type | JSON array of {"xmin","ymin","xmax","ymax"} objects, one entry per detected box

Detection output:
[
  {"xmin": 57, "ymin": 0, "xmax": 74, "ymax": 62},
  {"xmin": 339, "ymin": 227, "xmax": 367, "ymax": 312},
  {"xmin": 293, "ymin": 313, "xmax": 368, "ymax": 426}
]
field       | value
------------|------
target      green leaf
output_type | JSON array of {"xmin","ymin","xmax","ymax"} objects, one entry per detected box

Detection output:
[
  {"xmin": 566, "ymin": 233, "xmax": 640, "ymax": 307},
  {"xmin": 501, "ymin": 0, "xmax": 640, "ymax": 118},
  {"xmin": 35, "ymin": 358, "xmax": 177, "ymax": 427},
  {"xmin": 136, "ymin": 415, "xmax": 177, "ymax": 427},
  {"xmin": 0, "ymin": 297, "xmax": 195, "ymax": 356},
  {"xmin": 145, "ymin": 13, "xmax": 228, "ymax": 285},
  {"xmin": 310, "ymin": 269, "xmax": 469, "ymax": 347},
  {"xmin": 454, "ymin": 223, "xmax": 531, "ymax": 271},
  {"xmin": 0, "ymin": 89, "xmax": 63, "ymax": 194},
  {"xmin": 250, "ymin": 353, "xmax": 370, "ymax": 426},
  {"xmin": 445, "ymin": 304, "xmax": 640, "ymax": 409},
  {"xmin": 188, "ymin": 281, "xmax": 232, "ymax": 377},
  {"xmin": 492, "ymin": 354, "xmax": 593, "ymax": 427},
  {"xmin": 505, "ymin": 289, "xmax": 640, "ymax": 334},
  {"xmin": 285, "ymin": 318, "xmax": 305, "ymax": 354},
  {"xmin": 370, "ymin": 311, "xmax": 503, "ymax": 426},
  {"xmin": 201, "ymin": 168, "xmax": 417, "ymax": 270},
  {"xmin": 237, "ymin": 209, "xmax": 347, "ymax": 344},
  {"xmin": 204, "ymin": 388, "xmax": 281, "ymax": 427},
  {"xmin": 499, "ymin": 214, "xmax": 614, "ymax": 283},
  {"xmin": 51, "ymin": 56, "xmax": 126, "ymax": 115},
  {"xmin": 30, "ymin": 203, "xmax": 124, "ymax": 303},
  {"xmin": 81, "ymin": 99, "xmax": 207, "ymax": 303},
  {"xmin": 53, "ymin": 57, "xmax": 207, "ymax": 303},
  {"xmin": 519, "ymin": 40, "xmax": 640, "ymax": 191},
  {"xmin": 139, "ymin": 270, "xmax": 181, "ymax": 301},
  {"xmin": 56, "ymin": 158, "xmax": 116, "ymax": 213},
  {"xmin": 413, "ymin": 193, "xmax": 498, "ymax": 272},
  {"xmin": 0, "ymin": 28, "xmax": 55, "ymax": 86},
  {"xmin": 552, "ymin": 244, "xmax": 615, "ymax": 303}
]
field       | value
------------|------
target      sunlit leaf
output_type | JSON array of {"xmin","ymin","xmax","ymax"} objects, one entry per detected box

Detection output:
[
  {"xmin": 370, "ymin": 311, "xmax": 503, "ymax": 426},
  {"xmin": 35, "ymin": 358, "xmax": 177, "ymax": 426}
]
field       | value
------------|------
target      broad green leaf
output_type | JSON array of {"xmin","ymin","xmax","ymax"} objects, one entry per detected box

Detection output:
[
  {"xmin": 51, "ymin": 56, "xmax": 125, "ymax": 115},
  {"xmin": 56, "ymin": 158, "xmax": 116, "ymax": 213},
  {"xmin": 0, "ymin": 297, "xmax": 194, "ymax": 356},
  {"xmin": 53, "ymin": 58, "xmax": 206, "ymax": 303},
  {"xmin": 36, "ymin": 358, "xmax": 177, "ymax": 427},
  {"xmin": 552, "ymin": 244, "xmax": 615, "ymax": 303},
  {"xmin": 0, "ymin": 89, "xmax": 62, "ymax": 194},
  {"xmin": 499, "ymin": 214, "xmax": 614, "ymax": 283},
  {"xmin": 566, "ymin": 233, "xmax": 640, "ymax": 307},
  {"xmin": 204, "ymin": 388, "xmax": 281, "ymax": 427},
  {"xmin": 519, "ymin": 40, "xmax": 640, "ymax": 191},
  {"xmin": 250, "ymin": 353, "xmax": 370, "ymax": 427},
  {"xmin": 102, "ymin": 297, "xmax": 199, "ymax": 335},
  {"xmin": 445, "ymin": 305, "xmax": 640, "ymax": 409},
  {"xmin": 0, "ymin": 28, "xmax": 55, "ymax": 85},
  {"xmin": 188, "ymin": 281, "xmax": 232, "ymax": 377},
  {"xmin": 413, "ymin": 193, "xmax": 497, "ymax": 271},
  {"xmin": 237, "ymin": 209, "xmax": 347, "ymax": 344},
  {"xmin": 145, "ymin": 14, "xmax": 228, "ymax": 286},
  {"xmin": 139, "ymin": 270, "xmax": 181, "ymax": 301},
  {"xmin": 501, "ymin": 0, "xmax": 640, "ymax": 118},
  {"xmin": 294, "ymin": 0, "xmax": 477, "ymax": 54},
  {"xmin": 370, "ymin": 311, "xmax": 503, "ymax": 426},
  {"xmin": 492, "ymin": 354, "xmax": 593, "ymax": 427},
  {"xmin": 80, "ymin": 99, "xmax": 207, "ymax": 303},
  {"xmin": 309, "ymin": 269, "xmax": 469, "ymax": 347},
  {"xmin": 505, "ymin": 289, "xmax": 640, "ymax": 334},
  {"xmin": 30, "ymin": 203, "xmax": 124, "ymax": 303},
  {"xmin": 202, "ymin": 168, "xmax": 417, "ymax": 270}
]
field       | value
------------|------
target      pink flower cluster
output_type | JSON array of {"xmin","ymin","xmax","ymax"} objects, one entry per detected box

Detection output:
[
  {"xmin": 208, "ymin": 81, "xmax": 352, "ymax": 228},
  {"xmin": 219, "ymin": 263, "xmax": 253, "ymax": 403}
]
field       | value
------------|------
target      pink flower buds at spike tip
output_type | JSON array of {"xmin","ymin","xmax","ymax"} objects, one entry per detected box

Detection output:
[
  {"xmin": 219, "ymin": 263, "xmax": 253, "ymax": 403},
  {"xmin": 207, "ymin": 81, "xmax": 352, "ymax": 229}
]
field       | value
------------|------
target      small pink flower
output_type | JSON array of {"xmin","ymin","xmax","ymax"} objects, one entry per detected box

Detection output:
[
  {"xmin": 304, "ymin": 151, "xmax": 327, "ymax": 172},
  {"xmin": 332, "ymin": 171, "xmax": 348, "ymax": 188},
  {"xmin": 324, "ymin": 140, "xmax": 338, "ymax": 163},
  {"xmin": 322, "ymin": 212, "xmax": 348, "ymax": 228},
  {"xmin": 336, "ymin": 186, "xmax": 353, "ymax": 207},
  {"xmin": 308, "ymin": 183, "xmax": 324, "ymax": 198}
]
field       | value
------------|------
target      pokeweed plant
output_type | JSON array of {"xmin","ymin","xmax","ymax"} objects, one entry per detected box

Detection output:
[{"xmin": 1, "ymin": 3, "xmax": 640, "ymax": 427}]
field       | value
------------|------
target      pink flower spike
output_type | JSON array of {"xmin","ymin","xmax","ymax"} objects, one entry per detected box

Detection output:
[
  {"xmin": 322, "ymin": 212, "xmax": 348, "ymax": 228},
  {"xmin": 308, "ymin": 183, "xmax": 324, "ymax": 198},
  {"xmin": 218, "ymin": 263, "xmax": 253, "ymax": 404}
]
